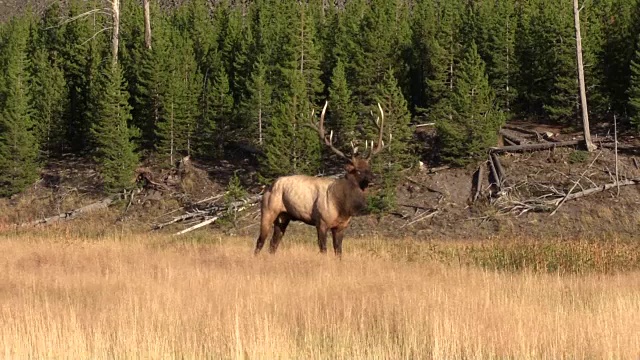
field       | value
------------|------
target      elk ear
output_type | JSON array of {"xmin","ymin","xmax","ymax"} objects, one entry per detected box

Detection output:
[{"xmin": 344, "ymin": 162, "xmax": 355, "ymax": 173}]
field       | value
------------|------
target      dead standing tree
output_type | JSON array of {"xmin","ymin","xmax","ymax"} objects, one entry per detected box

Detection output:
[
  {"xmin": 573, "ymin": 0, "xmax": 596, "ymax": 152},
  {"xmin": 109, "ymin": 0, "xmax": 120, "ymax": 65},
  {"xmin": 143, "ymin": 0, "xmax": 151, "ymax": 50}
]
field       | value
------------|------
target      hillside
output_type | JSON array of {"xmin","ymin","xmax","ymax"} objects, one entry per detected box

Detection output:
[{"xmin": 3, "ymin": 132, "xmax": 639, "ymax": 242}]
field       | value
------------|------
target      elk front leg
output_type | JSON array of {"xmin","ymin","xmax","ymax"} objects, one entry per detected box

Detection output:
[
  {"xmin": 316, "ymin": 225, "xmax": 328, "ymax": 253},
  {"xmin": 331, "ymin": 228, "xmax": 345, "ymax": 257}
]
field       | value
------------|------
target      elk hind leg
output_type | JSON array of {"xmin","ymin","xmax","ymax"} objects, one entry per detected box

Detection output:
[
  {"xmin": 269, "ymin": 213, "xmax": 290, "ymax": 254},
  {"xmin": 255, "ymin": 210, "xmax": 277, "ymax": 255}
]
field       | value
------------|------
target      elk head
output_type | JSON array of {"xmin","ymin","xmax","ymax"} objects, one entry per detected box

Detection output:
[{"xmin": 307, "ymin": 101, "xmax": 390, "ymax": 190}]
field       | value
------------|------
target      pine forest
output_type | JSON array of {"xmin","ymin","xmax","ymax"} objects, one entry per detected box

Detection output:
[{"xmin": 1, "ymin": 0, "xmax": 639, "ymax": 200}]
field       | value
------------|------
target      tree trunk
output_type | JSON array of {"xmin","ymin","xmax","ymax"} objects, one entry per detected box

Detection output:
[
  {"xmin": 258, "ymin": 92, "xmax": 263, "ymax": 145},
  {"xmin": 490, "ymin": 140, "xmax": 580, "ymax": 154},
  {"xmin": 143, "ymin": 0, "xmax": 152, "ymax": 49},
  {"xmin": 111, "ymin": 0, "xmax": 120, "ymax": 66},
  {"xmin": 573, "ymin": 0, "xmax": 596, "ymax": 152}
]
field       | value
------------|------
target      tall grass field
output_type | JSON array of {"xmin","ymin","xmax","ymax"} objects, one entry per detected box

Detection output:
[{"xmin": 0, "ymin": 229, "xmax": 639, "ymax": 359}]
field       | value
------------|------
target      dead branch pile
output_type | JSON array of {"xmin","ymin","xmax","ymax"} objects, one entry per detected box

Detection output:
[
  {"xmin": 152, "ymin": 194, "xmax": 262, "ymax": 235},
  {"xmin": 493, "ymin": 178, "xmax": 640, "ymax": 216}
]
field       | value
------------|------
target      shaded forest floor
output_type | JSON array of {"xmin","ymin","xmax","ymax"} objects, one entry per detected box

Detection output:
[{"xmin": 2, "ymin": 122, "xmax": 640, "ymax": 242}]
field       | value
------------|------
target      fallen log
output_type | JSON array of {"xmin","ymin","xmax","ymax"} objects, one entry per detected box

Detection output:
[
  {"xmin": 400, "ymin": 209, "xmax": 440, "ymax": 228},
  {"xmin": 174, "ymin": 216, "xmax": 220, "ymax": 236},
  {"xmin": 490, "ymin": 153, "xmax": 508, "ymax": 187},
  {"xmin": 502, "ymin": 124, "xmax": 542, "ymax": 137},
  {"xmin": 499, "ymin": 129, "xmax": 524, "ymax": 145},
  {"xmin": 497, "ymin": 178, "xmax": 640, "ymax": 215},
  {"xmin": 599, "ymin": 143, "xmax": 640, "ymax": 152},
  {"xmin": 490, "ymin": 140, "xmax": 580, "ymax": 154},
  {"xmin": 503, "ymin": 137, "xmax": 517, "ymax": 146},
  {"xmin": 550, "ymin": 179, "xmax": 639, "ymax": 206},
  {"xmin": 398, "ymin": 203, "xmax": 437, "ymax": 211},
  {"xmin": 24, "ymin": 193, "xmax": 125, "ymax": 226},
  {"xmin": 472, "ymin": 163, "xmax": 484, "ymax": 203},
  {"xmin": 487, "ymin": 155, "xmax": 500, "ymax": 192}
]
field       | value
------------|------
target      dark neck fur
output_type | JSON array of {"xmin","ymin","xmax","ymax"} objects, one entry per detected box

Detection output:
[{"xmin": 330, "ymin": 177, "xmax": 368, "ymax": 217}]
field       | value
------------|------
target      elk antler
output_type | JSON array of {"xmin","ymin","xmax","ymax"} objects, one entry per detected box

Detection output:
[
  {"xmin": 306, "ymin": 101, "xmax": 352, "ymax": 161},
  {"xmin": 366, "ymin": 103, "xmax": 390, "ymax": 159}
]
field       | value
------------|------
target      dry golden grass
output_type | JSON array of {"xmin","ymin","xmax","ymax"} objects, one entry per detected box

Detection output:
[{"xmin": 0, "ymin": 230, "xmax": 639, "ymax": 359}]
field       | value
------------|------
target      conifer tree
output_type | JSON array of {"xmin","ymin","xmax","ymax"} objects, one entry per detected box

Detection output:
[
  {"xmin": 232, "ymin": 21, "xmax": 256, "ymax": 107},
  {"xmin": 629, "ymin": 37, "xmax": 640, "ymax": 128},
  {"xmin": 351, "ymin": 0, "xmax": 398, "ymax": 105},
  {"xmin": 38, "ymin": 3, "xmax": 65, "ymax": 60},
  {"xmin": 474, "ymin": 0, "xmax": 518, "ymax": 113},
  {"xmin": 132, "ymin": 9, "xmax": 171, "ymax": 151},
  {"xmin": 186, "ymin": 0, "xmax": 218, "ymax": 69},
  {"xmin": 28, "ymin": 46, "xmax": 67, "ymax": 157},
  {"xmin": 240, "ymin": 57, "xmax": 272, "ymax": 146},
  {"xmin": 195, "ymin": 67, "xmax": 232, "ymax": 159},
  {"xmin": 437, "ymin": 43, "xmax": 505, "ymax": 166},
  {"xmin": 91, "ymin": 64, "xmax": 139, "ymax": 191},
  {"xmin": 327, "ymin": 60, "xmax": 357, "ymax": 149},
  {"xmin": 60, "ymin": 0, "xmax": 96, "ymax": 153},
  {"xmin": 414, "ymin": 0, "xmax": 463, "ymax": 124},
  {"xmin": 602, "ymin": 0, "xmax": 639, "ymax": 116},
  {"xmin": 293, "ymin": 1, "xmax": 324, "ymax": 104},
  {"xmin": 542, "ymin": 4, "xmax": 579, "ymax": 123},
  {"xmin": 367, "ymin": 68, "xmax": 414, "ymax": 210},
  {"xmin": 261, "ymin": 72, "xmax": 321, "ymax": 180},
  {"xmin": 0, "ymin": 19, "xmax": 40, "ymax": 196},
  {"xmin": 157, "ymin": 32, "xmax": 202, "ymax": 163}
]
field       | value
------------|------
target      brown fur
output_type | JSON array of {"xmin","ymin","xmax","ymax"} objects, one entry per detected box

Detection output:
[{"xmin": 254, "ymin": 160, "xmax": 373, "ymax": 256}]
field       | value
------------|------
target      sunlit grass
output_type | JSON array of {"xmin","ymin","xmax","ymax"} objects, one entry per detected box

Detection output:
[{"xmin": 0, "ymin": 229, "xmax": 638, "ymax": 359}]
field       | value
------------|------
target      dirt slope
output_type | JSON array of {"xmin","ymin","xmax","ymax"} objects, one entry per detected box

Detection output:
[{"xmin": 2, "ymin": 144, "xmax": 639, "ymax": 241}]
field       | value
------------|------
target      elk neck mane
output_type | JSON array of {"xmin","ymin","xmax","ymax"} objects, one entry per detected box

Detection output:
[{"xmin": 328, "ymin": 174, "xmax": 368, "ymax": 217}]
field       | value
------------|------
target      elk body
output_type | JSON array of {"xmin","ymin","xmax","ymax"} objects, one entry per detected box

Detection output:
[{"xmin": 255, "ymin": 102, "xmax": 388, "ymax": 256}]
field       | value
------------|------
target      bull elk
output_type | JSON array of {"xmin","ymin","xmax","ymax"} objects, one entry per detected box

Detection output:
[{"xmin": 255, "ymin": 101, "xmax": 389, "ymax": 256}]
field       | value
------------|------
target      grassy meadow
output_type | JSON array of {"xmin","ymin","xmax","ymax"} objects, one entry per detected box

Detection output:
[{"xmin": 0, "ymin": 228, "xmax": 639, "ymax": 359}]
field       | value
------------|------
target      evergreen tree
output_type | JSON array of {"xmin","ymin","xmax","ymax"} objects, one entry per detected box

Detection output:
[
  {"xmin": 515, "ymin": 0, "xmax": 577, "ymax": 124},
  {"xmin": 240, "ymin": 56, "xmax": 272, "ymax": 146},
  {"xmin": 38, "ymin": 3, "xmax": 65, "ymax": 60},
  {"xmin": 437, "ymin": 43, "xmax": 505, "ymax": 166},
  {"xmin": 629, "ymin": 36, "xmax": 640, "ymax": 128},
  {"xmin": 540, "ymin": 0, "xmax": 577, "ymax": 124},
  {"xmin": 62, "ymin": 0, "xmax": 105, "ymax": 154},
  {"xmin": 367, "ymin": 68, "xmax": 414, "ymax": 210},
  {"xmin": 327, "ymin": 60, "xmax": 357, "ymax": 150},
  {"xmin": 261, "ymin": 71, "xmax": 321, "ymax": 180},
  {"xmin": 351, "ymin": 0, "xmax": 409, "ymax": 106},
  {"xmin": 412, "ymin": 0, "xmax": 463, "ymax": 124},
  {"xmin": 0, "ymin": 19, "xmax": 40, "ymax": 196},
  {"xmin": 186, "ymin": 0, "xmax": 219, "ymax": 69},
  {"xmin": 195, "ymin": 67, "xmax": 233, "ymax": 159},
  {"xmin": 131, "ymin": 10, "xmax": 171, "ymax": 151},
  {"xmin": 293, "ymin": 1, "xmax": 324, "ymax": 104},
  {"xmin": 91, "ymin": 64, "xmax": 139, "ymax": 191},
  {"xmin": 232, "ymin": 20, "xmax": 256, "ymax": 107},
  {"xmin": 157, "ymin": 31, "xmax": 202, "ymax": 163},
  {"xmin": 474, "ymin": 0, "xmax": 518, "ymax": 113},
  {"xmin": 28, "ymin": 46, "xmax": 67, "ymax": 157},
  {"xmin": 602, "ymin": 0, "xmax": 639, "ymax": 117}
]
